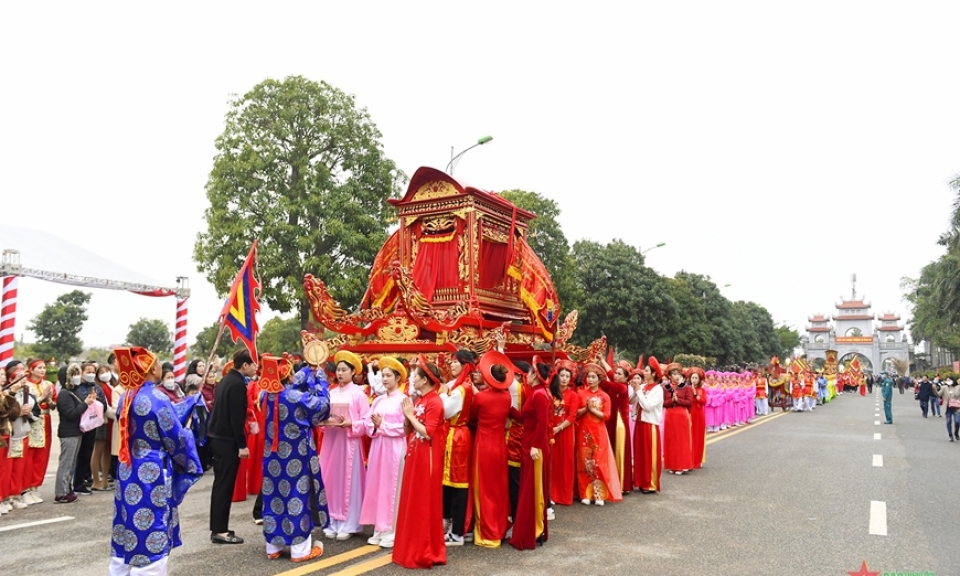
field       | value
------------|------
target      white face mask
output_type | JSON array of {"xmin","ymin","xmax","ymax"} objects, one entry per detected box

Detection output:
[
  {"xmin": 162, "ymin": 380, "xmax": 178, "ymax": 391},
  {"xmin": 70, "ymin": 375, "xmax": 81, "ymax": 386},
  {"xmin": 83, "ymin": 373, "xmax": 96, "ymax": 383},
  {"xmin": 98, "ymin": 373, "xmax": 112, "ymax": 383}
]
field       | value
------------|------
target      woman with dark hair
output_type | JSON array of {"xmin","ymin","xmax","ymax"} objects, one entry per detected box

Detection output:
[
  {"xmin": 506, "ymin": 359, "xmax": 531, "ymax": 521},
  {"xmin": 508, "ymin": 357, "xmax": 554, "ymax": 550},
  {"xmin": 662, "ymin": 362, "xmax": 695, "ymax": 475},
  {"xmin": 72, "ymin": 361, "xmax": 106, "ymax": 496},
  {"xmin": 53, "ymin": 363, "xmax": 86, "ymax": 503},
  {"xmin": 631, "ymin": 357, "xmax": 664, "ymax": 493},
  {"xmin": 439, "ymin": 349, "xmax": 477, "ymax": 546},
  {"xmin": 360, "ymin": 357, "xmax": 407, "ymax": 549},
  {"xmin": 576, "ymin": 364, "xmax": 622, "ymax": 506},
  {"xmin": 599, "ymin": 357, "xmax": 633, "ymax": 494},
  {"xmin": 467, "ymin": 351, "xmax": 513, "ymax": 547},
  {"xmin": 550, "ymin": 360, "xmax": 580, "ymax": 506},
  {"xmin": 393, "ymin": 359, "xmax": 446, "ymax": 569},
  {"xmin": 90, "ymin": 364, "xmax": 116, "ymax": 491},
  {"xmin": 319, "ymin": 351, "xmax": 370, "ymax": 541},
  {"xmin": 186, "ymin": 359, "xmax": 205, "ymax": 381},
  {"xmin": 158, "ymin": 368, "xmax": 184, "ymax": 404}
]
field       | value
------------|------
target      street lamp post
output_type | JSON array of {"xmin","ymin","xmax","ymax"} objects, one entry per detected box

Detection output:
[
  {"xmin": 446, "ymin": 135, "xmax": 493, "ymax": 175},
  {"xmin": 641, "ymin": 242, "xmax": 666, "ymax": 256}
]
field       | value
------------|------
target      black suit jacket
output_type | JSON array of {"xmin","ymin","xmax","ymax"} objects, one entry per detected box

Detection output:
[{"xmin": 207, "ymin": 369, "xmax": 248, "ymax": 448}]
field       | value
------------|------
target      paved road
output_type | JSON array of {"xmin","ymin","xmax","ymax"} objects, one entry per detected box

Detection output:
[{"xmin": 1, "ymin": 388, "xmax": 954, "ymax": 576}]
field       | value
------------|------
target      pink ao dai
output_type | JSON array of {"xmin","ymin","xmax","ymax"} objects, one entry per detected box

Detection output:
[
  {"xmin": 319, "ymin": 382, "xmax": 370, "ymax": 524},
  {"xmin": 359, "ymin": 390, "xmax": 408, "ymax": 532}
]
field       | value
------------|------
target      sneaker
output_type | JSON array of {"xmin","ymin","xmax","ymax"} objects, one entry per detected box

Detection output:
[
  {"xmin": 442, "ymin": 519, "xmax": 452, "ymax": 534},
  {"xmin": 595, "ymin": 499, "xmax": 604, "ymax": 507},
  {"xmin": 444, "ymin": 533, "xmax": 464, "ymax": 547},
  {"xmin": 10, "ymin": 496, "xmax": 27, "ymax": 510},
  {"xmin": 21, "ymin": 491, "xmax": 38, "ymax": 505},
  {"xmin": 546, "ymin": 508, "xmax": 555, "ymax": 521},
  {"xmin": 0, "ymin": 501, "xmax": 9, "ymax": 514},
  {"xmin": 463, "ymin": 532, "xmax": 473, "ymax": 543},
  {"xmin": 74, "ymin": 486, "xmax": 92, "ymax": 496},
  {"xmin": 581, "ymin": 498, "xmax": 591, "ymax": 506},
  {"xmin": 291, "ymin": 544, "xmax": 323, "ymax": 563},
  {"xmin": 253, "ymin": 518, "xmax": 263, "ymax": 525},
  {"xmin": 54, "ymin": 493, "xmax": 78, "ymax": 504},
  {"xmin": 367, "ymin": 532, "xmax": 382, "ymax": 546},
  {"xmin": 378, "ymin": 539, "xmax": 394, "ymax": 549},
  {"xmin": 322, "ymin": 529, "xmax": 336, "ymax": 539},
  {"xmin": 335, "ymin": 532, "xmax": 352, "ymax": 541},
  {"xmin": 29, "ymin": 489, "xmax": 43, "ymax": 504}
]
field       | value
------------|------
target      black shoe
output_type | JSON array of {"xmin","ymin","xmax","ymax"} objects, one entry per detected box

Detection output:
[
  {"xmin": 73, "ymin": 486, "xmax": 92, "ymax": 495},
  {"xmin": 211, "ymin": 532, "xmax": 244, "ymax": 544}
]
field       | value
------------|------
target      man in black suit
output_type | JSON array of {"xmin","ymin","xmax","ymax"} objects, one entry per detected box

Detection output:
[{"xmin": 208, "ymin": 348, "xmax": 258, "ymax": 544}]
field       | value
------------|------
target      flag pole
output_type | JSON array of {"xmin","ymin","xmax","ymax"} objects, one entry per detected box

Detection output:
[{"xmin": 204, "ymin": 321, "xmax": 229, "ymax": 377}]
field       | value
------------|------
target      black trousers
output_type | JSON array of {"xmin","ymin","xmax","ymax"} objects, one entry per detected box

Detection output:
[
  {"xmin": 209, "ymin": 438, "xmax": 240, "ymax": 534},
  {"xmin": 73, "ymin": 430, "xmax": 96, "ymax": 489},
  {"xmin": 442, "ymin": 486, "xmax": 468, "ymax": 536},
  {"xmin": 508, "ymin": 465, "xmax": 521, "ymax": 519}
]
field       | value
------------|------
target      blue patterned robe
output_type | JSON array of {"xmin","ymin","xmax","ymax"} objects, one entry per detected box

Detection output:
[
  {"xmin": 112, "ymin": 382, "xmax": 203, "ymax": 567},
  {"xmin": 262, "ymin": 366, "xmax": 331, "ymax": 547}
]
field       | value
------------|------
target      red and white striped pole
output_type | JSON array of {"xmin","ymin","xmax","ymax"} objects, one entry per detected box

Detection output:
[
  {"xmin": 0, "ymin": 275, "xmax": 18, "ymax": 368},
  {"xmin": 173, "ymin": 298, "xmax": 188, "ymax": 381}
]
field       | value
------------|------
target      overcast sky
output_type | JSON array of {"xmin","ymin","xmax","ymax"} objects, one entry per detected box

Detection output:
[{"xmin": 1, "ymin": 2, "xmax": 958, "ymax": 354}]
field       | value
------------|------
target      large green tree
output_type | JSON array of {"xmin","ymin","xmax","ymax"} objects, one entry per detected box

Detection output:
[
  {"xmin": 28, "ymin": 290, "xmax": 91, "ymax": 362},
  {"xmin": 126, "ymin": 318, "xmax": 173, "ymax": 355},
  {"xmin": 774, "ymin": 324, "xmax": 801, "ymax": 360},
  {"xmin": 257, "ymin": 316, "xmax": 303, "ymax": 355},
  {"xmin": 673, "ymin": 272, "xmax": 740, "ymax": 364},
  {"xmin": 499, "ymin": 189, "xmax": 581, "ymax": 312},
  {"xmin": 195, "ymin": 76, "xmax": 406, "ymax": 329},
  {"xmin": 655, "ymin": 277, "xmax": 713, "ymax": 359},
  {"xmin": 190, "ymin": 322, "xmax": 240, "ymax": 360},
  {"xmin": 571, "ymin": 239, "xmax": 677, "ymax": 358}
]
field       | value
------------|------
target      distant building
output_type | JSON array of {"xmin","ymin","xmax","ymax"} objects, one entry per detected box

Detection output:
[{"xmin": 802, "ymin": 297, "xmax": 910, "ymax": 373}]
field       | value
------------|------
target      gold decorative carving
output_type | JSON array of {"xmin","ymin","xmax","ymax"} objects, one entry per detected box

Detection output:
[
  {"xmin": 422, "ymin": 215, "xmax": 456, "ymax": 233},
  {"xmin": 413, "ymin": 180, "xmax": 459, "ymax": 201},
  {"xmin": 458, "ymin": 232, "xmax": 469, "ymax": 281},
  {"xmin": 377, "ymin": 316, "xmax": 421, "ymax": 342}
]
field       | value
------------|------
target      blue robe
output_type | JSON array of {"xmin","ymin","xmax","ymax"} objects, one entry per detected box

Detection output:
[
  {"xmin": 262, "ymin": 366, "xmax": 331, "ymax": 548},
  {"xmin": 113, "ymin": 382, "xmax": 203, "ymax": 567},
  {"xmin": 173, "ymin": 393, "xmax": 209, "ymax": 448}
]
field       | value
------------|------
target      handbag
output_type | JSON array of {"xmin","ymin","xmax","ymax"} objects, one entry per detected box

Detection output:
[
  {"xmin": 72, "ymin": 390, "xmax": 105, "ymax": 432},
  {"xmin": 948, "ymin": 398, "xmax": 960, "ymax": 410}
]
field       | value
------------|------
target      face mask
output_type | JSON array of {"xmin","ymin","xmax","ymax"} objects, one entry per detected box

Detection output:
[
  {"xmin": 71, "ymin": 375, "xmax": 81, "ymax": 386},
  {"xmin": 162, "ymin": 380, "xmax": 178, "ymax": 391},
  {"xmin": 83, "ymin": 373, "xmax": 96, "ymax": 383},
  {"xmin": 98, "ymin": 373, "xmax": 112, "ymax": 383}
]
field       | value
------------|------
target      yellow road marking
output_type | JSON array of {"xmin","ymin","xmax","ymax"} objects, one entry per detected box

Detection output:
[
  {"xmin": 705, "ymin": 411, "xmax": 788, "ymax": 445},
  {"xmin": 326, "ymin": 553, "xmax": 393, "ymax": 576},
  {"xmin": 271, "ymin": 545, "xmax": 380, "ymax": 576}
]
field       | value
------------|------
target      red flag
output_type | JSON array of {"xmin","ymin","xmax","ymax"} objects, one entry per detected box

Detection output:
[{"xmin": 219, "ymin": 240, "xmax": 261, "ymax": 359}]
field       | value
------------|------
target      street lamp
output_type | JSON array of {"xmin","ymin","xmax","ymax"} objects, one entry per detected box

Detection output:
[
  {"xmin": 640, "ymin": 242, "xmax": 666, "ymax": 255},
  {"xmin": 446, "ymin": 135, "xmax": 493, "ymax": 175}
]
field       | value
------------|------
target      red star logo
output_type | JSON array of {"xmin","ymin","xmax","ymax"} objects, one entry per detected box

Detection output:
[{"xmin": 847, "ymin": 560, "xmax": 880, "ymax": 576}]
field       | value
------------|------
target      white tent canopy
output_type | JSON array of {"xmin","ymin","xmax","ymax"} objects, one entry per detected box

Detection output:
[{"xmin": 0, "ymin": 224, "xmax": 181, "ymax": 294}]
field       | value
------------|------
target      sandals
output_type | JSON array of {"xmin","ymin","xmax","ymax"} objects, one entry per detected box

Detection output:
[
  {"xmin": 211, "ymin": 532, "xmax": 244, "ymax": 544},
  {"xmin": 292, "ymin": 544, "xmax": 324, "ymax": 563}
]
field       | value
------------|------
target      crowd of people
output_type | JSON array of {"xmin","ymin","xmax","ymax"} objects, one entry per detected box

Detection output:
[{"xmin": 1, "ymin": 344, "xmax": 847, "ymax": 575}]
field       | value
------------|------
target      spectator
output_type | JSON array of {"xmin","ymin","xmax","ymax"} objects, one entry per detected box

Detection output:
[
  {"xmin": 158, "ymin": 368, "xmax": 185, "ymax": 404},
  {"xmin": 90, "ymin": 364, "xmax": 116, "ymax": 491},
  {"xmin": 931, "ymin": 376, "xmax": 943, "ymax": 417},
  {"xmin": 72, "ymin": 362, "xmax": 106, "ymax": 495},
  {"xmin": 934, "ymin": 378, "xmax": 960, "ymax": 441},
  {"xmin": 54, "ymin": 363, "xmax": 90, "ymax": 503},
  {"xmin": 917, "ymin": 375, "xmax": 933, "ymax": 418},
  {"xmin": 207, "ymin": 349, "xmax": 257, "ymax": 545}
]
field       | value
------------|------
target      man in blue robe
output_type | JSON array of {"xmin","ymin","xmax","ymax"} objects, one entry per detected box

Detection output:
[
  {"xmin": 110, "ymin": 346, "xmax": 202, "ymax": 576},
  {"xmin": 260, "ymin": 353, "xmax": 331, "ymax": 562}
]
